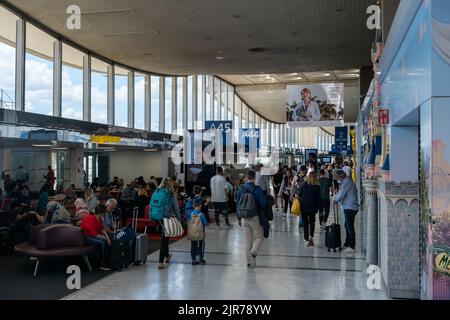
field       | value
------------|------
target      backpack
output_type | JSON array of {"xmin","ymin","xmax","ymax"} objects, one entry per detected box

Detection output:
[
  {"xmin": 187, "ymin": 212, "xmax": 205, "ymax": 241},
  {"xmin": 185, "ymin": 196, "xmax": 196, "ymax": 218},
  {"xmin": 149, "ymin": 188, "xmax": 170, "ymax": 220},
  {"xmin": 238, "ymin": 188, "xmax": 258, "ymax": 219}
]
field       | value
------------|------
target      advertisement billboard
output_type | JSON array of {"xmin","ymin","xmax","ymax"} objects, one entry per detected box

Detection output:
[{"xmin": 286, "ymin": 83, "xmax": 344, "ymax": 127}]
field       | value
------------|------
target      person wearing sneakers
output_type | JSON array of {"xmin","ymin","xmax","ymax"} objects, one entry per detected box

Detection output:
[
  {"xmin": 210, "ymin": 166, "xmax": 232, "ymax": 227},
  {"xmin": 186, "ymin": 198, "xmax": 208, "ymax": 265},
  {"xmin": 155, "ymin": 177, "xmax": 181, "ymax": 269},
  {"xmin": 80, "ymin": 204, "xmax": 112, "ymax": 271},
  {"xmin": 237, "ymin": 170, "xmax": 267, "ymax": 268},
  {"xmin": 333, "ymin": 170, "xmax": 359, "ymax": 253},
  {"xmin": 298, "ymin": 171, "xmax": 321, "ymax": 247}
]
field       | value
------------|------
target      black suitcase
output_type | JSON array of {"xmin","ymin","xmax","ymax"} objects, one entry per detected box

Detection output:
[
  {"xmin": 325, "ymin": 204, "xmax": 342, "ymax": 252},
  {"xmin": 110, "ymin": 226, "xmax": 134, "ymax": 271}
]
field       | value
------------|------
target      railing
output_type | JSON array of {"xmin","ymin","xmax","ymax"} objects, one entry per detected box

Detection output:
[{"xmin": 0, "ymin": 89, "xmax": 15, "ymax": 110}]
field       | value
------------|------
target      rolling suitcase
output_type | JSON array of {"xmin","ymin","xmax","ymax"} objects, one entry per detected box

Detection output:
[
  {"xmin": 131, "ymin": 207, "xmax": 148, "ymax": 265},
  {"xmin": 110, "ymin": 224, "xmax": 135, "ymax": 271},
  {"xmin": 325, "ymin": 203, "xmax": 342, "ymax": 252}
]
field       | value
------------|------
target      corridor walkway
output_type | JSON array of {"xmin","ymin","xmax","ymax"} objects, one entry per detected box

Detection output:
[{"xmin": 63, "ymin": 210, "xmax": 388, "ymax": 300}]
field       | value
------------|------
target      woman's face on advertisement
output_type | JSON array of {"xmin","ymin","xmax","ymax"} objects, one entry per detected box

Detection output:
[{"xmin": 301, "ymin": 90, "xmax": 311, "ymax": 101}]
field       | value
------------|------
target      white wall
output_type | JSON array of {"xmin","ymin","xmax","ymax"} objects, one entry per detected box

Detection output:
[{"xmin": 109, "ymin": 150, "xmax": 169, "ymax": 184}]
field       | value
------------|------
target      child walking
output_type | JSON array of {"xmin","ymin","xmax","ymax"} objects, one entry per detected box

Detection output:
[{"xmin": 186, "ymin": 197, "xmax": 208, "ymax": 265}]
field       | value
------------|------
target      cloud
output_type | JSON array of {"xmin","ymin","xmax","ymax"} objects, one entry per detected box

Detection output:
[{"xmin": 0, "ymin": 44, "xmax": 15, "ymax": 96}]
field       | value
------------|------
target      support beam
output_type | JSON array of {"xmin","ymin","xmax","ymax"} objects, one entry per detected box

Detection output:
[
  {"xmin": 144, "ymin": 75, "xmax": 151, "ymax": 131},
  {"xmin": 183, "ymin": 77, "xmax": 188, "ymax": 131},
  {"xmin": 53, "ymin": 39, "xmax": 62, "ymax": 117},
  {"xmin": 159, "ymin": 77, "xmax": 165, "ymax": 133},
  {"xmin": 83, "ymin": 55, "xmax": 91, "ymax": 122},
  {"xmin": 128, "ymin": 70, "xmax": 135, "ymax": 128},
  {"xmin": 192, "ymin": 76, "xmax": 197, "ymax": 130},
  {"xmin": 15, "ymin": 19, "xmax": 25, "ymax": 112},
  {"xmin": 202, "ymin": 76, "xmax": 206, "ymax": 127},
  {"xmin": 107, "ymin": 65, "xmax": 115, "ymax": 126},
  {"xmin": 172, "ymin": 77, "xmax": 177, "ymax": 132}
]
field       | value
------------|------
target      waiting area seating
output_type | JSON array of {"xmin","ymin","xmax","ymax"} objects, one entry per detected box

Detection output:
[{"xmin": 14, "ymin": 224, "xmax": 96, "ymax": 277}]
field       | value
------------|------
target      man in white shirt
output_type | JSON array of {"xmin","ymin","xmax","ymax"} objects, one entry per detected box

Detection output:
[
  {"xmin": 210, "ymin": 166, "xmax": 232, "ymax": 227},
  {"xmin": 255, "ymin": 164, "xmax": 270, "ymax": 195}
]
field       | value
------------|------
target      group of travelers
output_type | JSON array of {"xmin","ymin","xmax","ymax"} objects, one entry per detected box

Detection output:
[
  {"xmin": 1, "ymin": 159, "xmax": 359, "ymax": 272},
  {"xmin": 270, "ymin": 160, "xmax": 358, "ymax": 252}
]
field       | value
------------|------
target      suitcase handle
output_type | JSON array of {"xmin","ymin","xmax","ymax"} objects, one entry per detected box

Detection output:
[
  {"xmin": 132, "ymin": 207, "xmax": 139, "ymax": 231},
  {"xmin": 333, "ymin": 202, "xmax": 339, "ymax": 225}
]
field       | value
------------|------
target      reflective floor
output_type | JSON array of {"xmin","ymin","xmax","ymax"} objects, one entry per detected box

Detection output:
[{"xmin": 63, "ymin": 209, "xmax": 388, "ymax": 300}]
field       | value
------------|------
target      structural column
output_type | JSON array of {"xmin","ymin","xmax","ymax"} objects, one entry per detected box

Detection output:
[{"xmin": 363, "ymin": 178, "xmax": 378, "ymax": 266}]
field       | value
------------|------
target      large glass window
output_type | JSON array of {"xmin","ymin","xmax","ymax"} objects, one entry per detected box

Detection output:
[
  {"xmin": 221, "ymin": 81, "xmax": 226, "ymax": 120},
  {"xmin": 213, "ymin": 77, "xmax": 220, "ymax": 120},
  {"xmin": 164, "ymin": 77, "xmax": 172, "ymax": 134},
  {"xmin": 177, "ymin": 77, "xmax": 183, "ymax": 131},
  {"xmin": 114, "ymin": 66, "xmax": 128, "ymax": 127},
  {"xmin": 90, "ymin": 57, "xmax": 108, "ymax": 124},
  {"xmin": 0, "ymin": 6, "xmax": 17, "ymax": 110},
  {"xmin": 242, "ymin": 103, "xmax": 247, "ymax": 128},
  {"xmin": 227, "ymin": 84, "xmax": 233, "ymax": 121},
  {"xmin": 205, "ymin": 76, "xmax": 211, "ymax": 121},
  {"xmin": 197, "ymin": 76, "xmax": 203, "ymax": 129},
  {"xmin": 234, "ymin": 97, "xmax": 240, "ymax": 143},
  {"xmin": 25, "ymin": 23, "xmax": 54, "ymax": 115},
  {"xmin": 151, "ymin": 76, "xmax": 160, "ymax": 132},
  {"xmin": 187, "ymin": 76, "xmax": 193, "ymax": 130},
  {"xmin": 134, "ymin": 73, "xmax": 145, "ymax": 130},
  {"xmin": 61, "ymin": 43, "xmax": 83, "ymax": 120}
]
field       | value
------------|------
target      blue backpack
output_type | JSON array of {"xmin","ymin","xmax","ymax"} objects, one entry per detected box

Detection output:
[
  {"xmin": 185, "ymin": 196, "xmax": 202, "ymax": 218},
  {"xmin": 150, "ymin": 188, "xmax": 171, "ymax": 220}
]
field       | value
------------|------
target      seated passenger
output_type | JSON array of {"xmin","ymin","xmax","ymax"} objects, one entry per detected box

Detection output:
[
  {"xmin": 74, "ymin": 198, "xmax": 90, "ymax": 226},
  {"xmin": 85, "ymin": 189, "xmax": 99, "ymax": 211},
  {"xmin": 122, "ymin": 181, "xmax": 137, "ymax": 201},
  {"xmin": 103, "ymin": 198, "xmax": 119, "ymax": 233},
  {"xmin": 108, "ymin": 176, "xmax": 120, "ymax": 190},
  {"xmin": 32, "ymin": 198, "xmax": 71, "ymax": 225},
  {"xmin": 135, "ymin": 188, "xmax": 149, "ymax": 218},
  {"xmin": 98, "ymin": 186, "xmax": 112, "ymax": 202},
  {"xmin": 65, "ymin": 184, "xmax": 76, "ymax": 199},
  {"xmin": 36, "ymin": 182, "xmax": 51, "ymax": 215},
  {"xmin": 12, "ymin": 186, "xmax": 31, "ymax": 209},
  {"xmin": 80, "ymin": 204, "xmax": 111, "ymax": 271}
]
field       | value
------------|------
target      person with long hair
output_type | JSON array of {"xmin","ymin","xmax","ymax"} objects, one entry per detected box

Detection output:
[
  {"xmin": 298, "ymin": 171, "xmax": 321, "ymax": 247},
  {"xmin": 278, "ymin": 169, "xmax": 293, "ymax": 217},
  {"xmin": 156, "ymin": 177, "xmax": 181, "ymax": 270}
]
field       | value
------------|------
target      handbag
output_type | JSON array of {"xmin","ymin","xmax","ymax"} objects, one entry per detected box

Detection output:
[
  {"xmin": 291, "ymin": 198, "xmax": 302, "ymax": 216},
  {"xmin": 162, "ymin": 216, "xmax": 184, "ymax": 238}
]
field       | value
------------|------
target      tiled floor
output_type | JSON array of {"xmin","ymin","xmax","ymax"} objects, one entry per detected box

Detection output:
[{"xmin": 63, "ymin": 209, "xmax": 388, "ymax": 300}]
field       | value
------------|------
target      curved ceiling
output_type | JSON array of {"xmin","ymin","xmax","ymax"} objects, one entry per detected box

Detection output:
[{"xmin": 5, "ymin": 0, "xmax": 376, "ymax": 75}]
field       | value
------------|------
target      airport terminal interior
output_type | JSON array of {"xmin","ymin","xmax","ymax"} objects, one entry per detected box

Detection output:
[{"xmin": 0, "ymin": 0, "xmax": 449, "ymax": 300}]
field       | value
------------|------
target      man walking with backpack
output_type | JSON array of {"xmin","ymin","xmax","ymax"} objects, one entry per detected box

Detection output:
[{"xmin": 237, "ymin": 170, "xmax": 267, "ymax": 268}]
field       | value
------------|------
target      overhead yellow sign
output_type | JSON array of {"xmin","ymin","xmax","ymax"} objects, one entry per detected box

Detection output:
[{"xmin": 90, "ymin": 135, "xmax": 121, "ymax": 144}]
